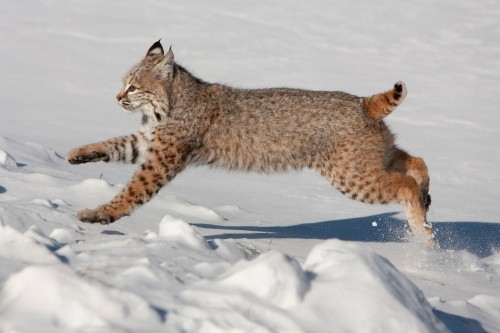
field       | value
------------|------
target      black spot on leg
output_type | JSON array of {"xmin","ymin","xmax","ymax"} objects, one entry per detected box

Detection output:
[
  {"xmin": 131, "ymin": 135, "xmax": 139, "ymax": 164},
  {"xmin": 155, "ymin": 180, "xmax": 164, "ymax": 188},
  {"xmin": 154, "ymin": 112, "xmax": 162, "ymax": 121}
]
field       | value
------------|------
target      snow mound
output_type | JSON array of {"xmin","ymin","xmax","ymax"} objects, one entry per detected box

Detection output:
[
  {"xmin": 0, "ymin": 137, "xmax": 64, "ymax": 168},
  {"xmin": 0, "ymin": 224, "xmax": 58, "ymax": 265},
  {"xmin": 75, "ymin": 178, "xmax": 112, "ymax": 190},
  {"xmin": 69, "ymin": 178, "xmax": 116, "ymax": 200},
  {"xmin": 465, "ymin": 295, "xmax": 500, "ymax": 332},
  {"xmin": 166, "ymin": 196, "xmax": 225, "ymax": 222},
  {"xmin": 215, "ymin": 205, "xmax": 243, "ymax": 214},
  {"xmin": 158, "ymin": 214, "xmax": 209, "ymax": 250},
  {"xmin": 0, "ymin": 150, "xmax": 17, "ymax": 167},
  {"xmin": 299, "ymin": 240, "xmax": 448, "ymax": 333},
  {"xmin": 23, "ymin": 225, "xmax": 60, "ymax": 250},
  {"xmin": 430, "ymin": 294, "xmax": 500, "ymax": 333},
  {"xmin": 216, "ymin": 250, "xmax": 309, "ymax": 308},
  {"xmin": 210, "ymin": 238, "xmax": 248, "ymax": 261},
  {"xmin": 174, "ymin": 286, "xmax": 303, "ymax": 332},
  {"xmin": 49, "ymin": 228, "xmax": 74, "ymax": 244},
  {"xmin": 32, "ymin": 198, "xmax": 58, "ymax": 209},
  {"xmin": 0, "ymin": 265, "xmax": 162, "ymax": 333},
  {"xmin": 173, "ymin": 240, "xmax": 448, "ymax": 332}
]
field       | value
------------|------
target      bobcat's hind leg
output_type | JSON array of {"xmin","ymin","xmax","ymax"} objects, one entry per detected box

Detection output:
[
  {"xmin": 319, "ymin": 152, "xmax": 433, "ymax": 242},
  {"xmin": 381, "ymin": 172, "xmax": 434, "ymax": 242},
  {"xmin": 388, "ymin": 148, "xmax": 431, "ymax": 211},
  {"xmin": 344, "ymin": 171, "xmax": 433, "ymax": 242}
]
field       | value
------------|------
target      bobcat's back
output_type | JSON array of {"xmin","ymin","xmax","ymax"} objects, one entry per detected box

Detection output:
[{"xmin": 195, "ymin": 86, "xmax": 390, "ymax": 172}]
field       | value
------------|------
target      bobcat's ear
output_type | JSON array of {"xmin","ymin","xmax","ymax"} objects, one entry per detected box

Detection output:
[
  {"xmin": 146, "ymin": 39, "xmax": 164, "ymax": 57},
  {"xmin": 155, "ymin": 46, "xmax": 175, "ymax": 78},
  {"xmin": 162, "ymin": 46, "xmax": 174, "ymax": 66}
]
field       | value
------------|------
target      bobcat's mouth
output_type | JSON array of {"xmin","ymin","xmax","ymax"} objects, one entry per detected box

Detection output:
[{"xmin": 119, "ymin": 101, "xmax": 136, "ymax": 113}]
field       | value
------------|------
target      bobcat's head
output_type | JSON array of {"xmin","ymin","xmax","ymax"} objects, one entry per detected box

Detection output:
[{"xmin": 116, "ymin": 40, "xmax": 174, "ymax": 114}]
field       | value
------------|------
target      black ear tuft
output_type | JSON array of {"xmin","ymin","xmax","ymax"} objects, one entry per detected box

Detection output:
[{"xmin": 146, "ymin": 39, "xmax": 164, "ymax": 57}]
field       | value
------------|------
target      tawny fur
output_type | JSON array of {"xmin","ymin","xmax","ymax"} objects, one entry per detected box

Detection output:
[
  {"xmin": 67, "ymin": 41, "xmax": 432, "ymax": 241},
  {"xmin": 363, "ymin": 81, "xmax": 407, "ymax": 120}
]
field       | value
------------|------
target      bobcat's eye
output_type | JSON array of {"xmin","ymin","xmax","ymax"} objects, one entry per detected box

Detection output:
[{"xmin": 128, "ymin": 85, "xmax": 137, "ymax": 93}]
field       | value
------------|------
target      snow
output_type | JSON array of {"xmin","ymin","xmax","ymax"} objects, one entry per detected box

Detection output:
[
  {"xmin": 1, "ymin": 0, "xmax": 500, "ymax": 332},
  {"xmin": 1, "ymin": 265, "xmax": 162, "ymax": 333},
  {"xmin": 299, "ymin": 240, "xmax": 445, "ymax": 333},
  {"xmin": 158, "ymin": 215, "xmax": 210, "ymax": 250},
  {"xmin": 0, "ymin": 151, "xmax": 17, "ymax": 168},
  {"xmin": 215, "ymin": 250, "xmax": 309, "ymax": 309}
]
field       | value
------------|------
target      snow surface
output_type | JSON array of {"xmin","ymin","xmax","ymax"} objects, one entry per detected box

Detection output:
[{"xmin": 1, "ymin": 0, "xmax": 500, "ymax": 332}]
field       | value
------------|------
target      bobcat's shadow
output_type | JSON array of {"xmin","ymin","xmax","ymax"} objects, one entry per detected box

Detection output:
[{"xmin": 194, "ymin": 213, "xmax": 500, "ymax": 258}]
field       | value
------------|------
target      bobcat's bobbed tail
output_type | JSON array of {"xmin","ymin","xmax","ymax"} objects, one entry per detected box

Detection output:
[{"xmin": 363, "ymin": 81, "xmax": 407, "ymax": 121}]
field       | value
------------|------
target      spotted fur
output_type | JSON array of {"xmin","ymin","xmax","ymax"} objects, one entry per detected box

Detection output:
[{"xmin": 67, "ymin": 40, "xmax": 432, "ymax": 241}]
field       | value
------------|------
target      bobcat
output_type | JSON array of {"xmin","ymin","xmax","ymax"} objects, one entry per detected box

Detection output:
[{"xmin": 67, "ymin": 40, "xmax": 433, "ymax": 241}]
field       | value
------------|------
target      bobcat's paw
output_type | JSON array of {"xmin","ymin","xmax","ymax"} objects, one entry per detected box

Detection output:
[
  {"xmin": 77, "ymin": 208, "xmax": 116, "ymax": 224},
  {"xmin": 67, "ymin": 147, "xmax": 107, "ymax": 165}
]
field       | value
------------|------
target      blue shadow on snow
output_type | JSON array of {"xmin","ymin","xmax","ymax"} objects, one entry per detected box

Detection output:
[
  {"xmin": 433, "ymin": 310, "xmax": 488, "ymax": 333},
  {"xmin": 193, "ymin": 212, "xmax": 500, "ymax": 258}
]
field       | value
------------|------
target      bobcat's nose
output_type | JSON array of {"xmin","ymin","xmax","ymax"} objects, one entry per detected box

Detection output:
[{"xmin": 116, "ymin": 94, "xmax": 123, "ymax": 102}]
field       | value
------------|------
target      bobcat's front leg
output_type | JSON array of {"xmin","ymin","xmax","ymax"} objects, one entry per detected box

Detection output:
[
  {"xmin": 77, "ymin": 131, "xmax": 191, "ymax": 223},
  {"xmin": 67, "ymin": 132, "xmax": 148, "ymax": 165}
]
